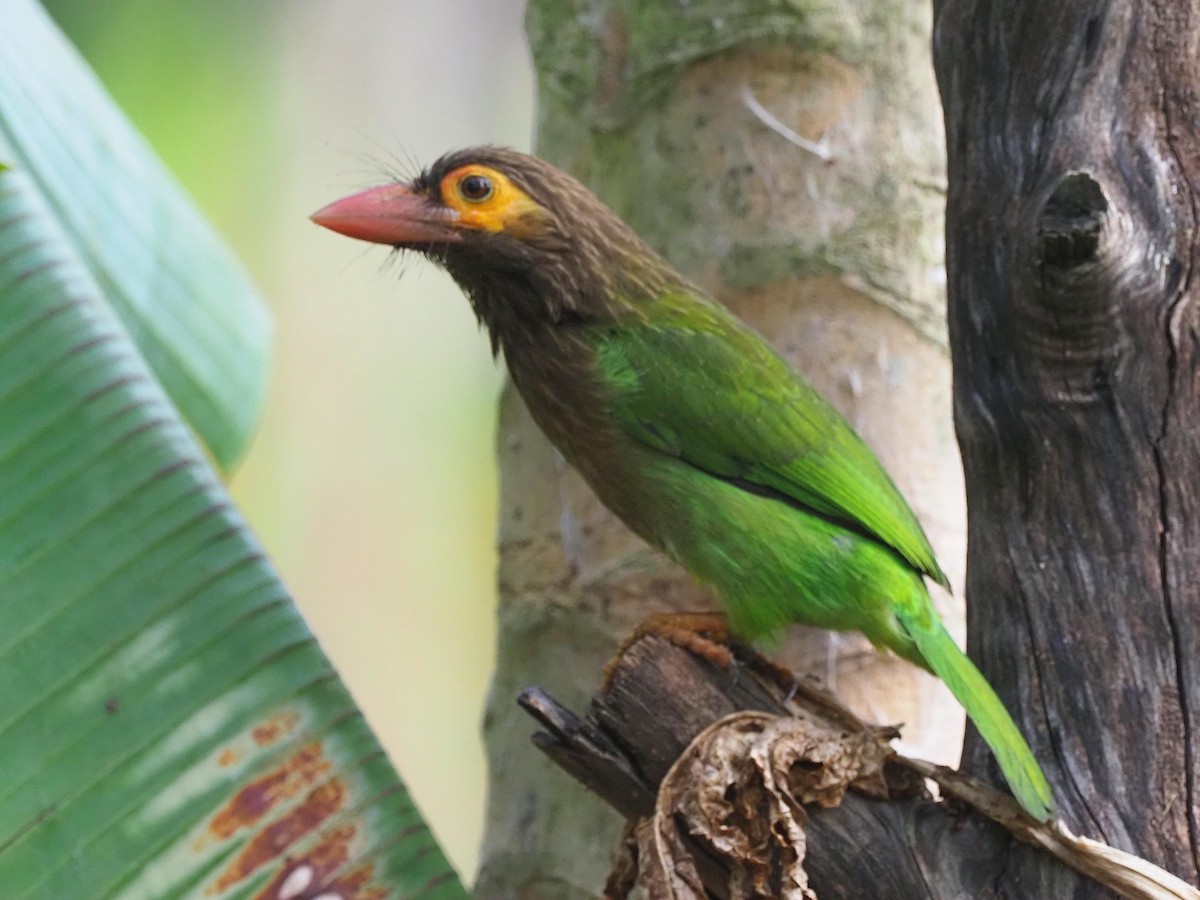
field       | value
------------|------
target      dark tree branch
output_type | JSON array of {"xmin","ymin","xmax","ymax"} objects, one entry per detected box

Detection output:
[{"xmin": 525, "ymin": 636, "xmax": 1196, "ymax": 898}]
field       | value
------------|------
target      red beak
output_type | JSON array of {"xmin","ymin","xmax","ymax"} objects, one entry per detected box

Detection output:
[{"xmin": 310, "ymin": 184, "xmax": 462, "ymax": 246}]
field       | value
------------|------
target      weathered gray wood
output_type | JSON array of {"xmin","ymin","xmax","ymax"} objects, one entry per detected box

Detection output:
[{"xmin": 934, "ymin": 0, "xmax": 1200, "ymax": 890}]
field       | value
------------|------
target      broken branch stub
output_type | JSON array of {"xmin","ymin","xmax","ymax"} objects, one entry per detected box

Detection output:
[
  {"xmin": 525, "ymin": 634, "xmax": 1200, "ymax": 900},
  {"xmin": 524, "ymin": 636, "xmax": 922, "ymax": 899}
]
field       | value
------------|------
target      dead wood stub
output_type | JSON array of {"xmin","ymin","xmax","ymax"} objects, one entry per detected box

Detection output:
[{"xmin": 523, "ymin": 635, "xmax": 1113, "ymax": 899}]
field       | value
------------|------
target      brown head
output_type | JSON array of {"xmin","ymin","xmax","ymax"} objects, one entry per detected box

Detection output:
[{"xmin": 312, "ymin": 147, "xmax": 684, "ymax": 347}]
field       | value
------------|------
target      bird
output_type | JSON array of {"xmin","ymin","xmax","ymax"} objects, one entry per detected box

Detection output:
[{"xmin": 311, "ymin": 146, "xmax": 1055, "ymax": 822}]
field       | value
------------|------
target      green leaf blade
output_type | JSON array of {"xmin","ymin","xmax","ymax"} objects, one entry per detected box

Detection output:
[
  {"xmin": 0, "ymin": 117, "xmax": 467, "ymax": 900},
  {"xmin": 0, "ymin": 0, "xmax": 271, "ymax": 469}
]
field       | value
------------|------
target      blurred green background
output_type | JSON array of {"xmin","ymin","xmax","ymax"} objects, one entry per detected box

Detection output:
[{"xmin": 42, "ymin": 0, "xmax": 534, "ymax": 878}]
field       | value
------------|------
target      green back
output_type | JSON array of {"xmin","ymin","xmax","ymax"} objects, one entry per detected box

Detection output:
[{"xmin": 595, "ymin": 291, "xmax": 948, "ymax": 588}]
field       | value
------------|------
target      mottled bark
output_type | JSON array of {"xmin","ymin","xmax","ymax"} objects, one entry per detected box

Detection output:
[
  {"xmin": 935, "ymin": 0, "xmax": 1200, "ymax": 890},
  {"xmin": 477, "ymin": 1, "xmax": 958, "ymax": 897}
]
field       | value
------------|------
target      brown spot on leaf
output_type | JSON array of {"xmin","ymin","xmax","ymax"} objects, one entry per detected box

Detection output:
[
  {"xmin": 217, "ymin": 748, "xmax": 242, "ymax": 768},
  {"xmin": 210, "ymin": 780, "xmax": 348, "ymax": 892},
  {"xmin": 323, "ymin": 863, "xmax": 388, "ymax": 900},
  {"xmin": 246, "ymin": 826, "xmax": 391, "ymax": 899},
  {"xmin": 252, "ymin": 710, "xmax": 301, "ymax": 746},
  {"xmin": 207, "ymin": 744, "xmax": 331, "ymax": 841}
]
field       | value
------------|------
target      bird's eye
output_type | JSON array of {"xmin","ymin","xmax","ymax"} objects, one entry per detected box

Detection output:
[{"xmin": 458, "ymin": 174, "xmax": 494, "ymax": 203}]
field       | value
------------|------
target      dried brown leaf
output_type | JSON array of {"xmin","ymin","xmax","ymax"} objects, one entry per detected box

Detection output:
[
  {"xmin": 604, "ymin": 820, "xmax": 642, "ymax": 900},
  {"xmin": 649, "ymin": 810, "xmax": 708, "ymax": 899},
  {"xmin": 630, "ymin": 710, "xmax": 895, "ymax": 899}
]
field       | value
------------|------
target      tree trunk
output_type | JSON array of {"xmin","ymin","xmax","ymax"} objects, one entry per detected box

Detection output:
[
  {"xmin": 935, "ymin": 0, "xmax": 1200, "ymax": 886},
  {"xmin": 476, "ymin": 1, "xmax": 959, "ymax": 897}
]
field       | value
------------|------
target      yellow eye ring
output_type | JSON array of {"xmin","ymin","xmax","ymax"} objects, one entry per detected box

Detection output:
[
  {"xmin": 439, "ymin": 165, "xmax": 543, "ymax": 234},
  {"xmin": 458, "ymin": 174, "xmax": 494, "ymax": 203}
]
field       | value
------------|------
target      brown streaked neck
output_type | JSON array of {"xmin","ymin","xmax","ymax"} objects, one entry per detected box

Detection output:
[{"xmin": 446, "ymin": 234, "xmax": 686, "ymax": 357}]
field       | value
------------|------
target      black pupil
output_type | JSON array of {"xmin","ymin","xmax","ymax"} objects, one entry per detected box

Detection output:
[{"xmin": 461, "ymin": 175, "xmax": 492, "ymax": 201}]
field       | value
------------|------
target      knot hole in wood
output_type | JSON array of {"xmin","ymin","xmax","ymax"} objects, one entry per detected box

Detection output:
[{"xmin": 1017, "ymin": 170, "xmax": 1129, "ymax": 405}]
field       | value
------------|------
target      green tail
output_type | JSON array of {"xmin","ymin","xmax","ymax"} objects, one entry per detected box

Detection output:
[{"xmin": 912, "ymin": 622, "xmax": 1055, "ymax": 822}]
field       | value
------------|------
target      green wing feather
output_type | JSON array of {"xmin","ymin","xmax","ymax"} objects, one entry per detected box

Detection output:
[
  {"xmin": 592, "ymin": 291, "xmax": 1055, "ymax": 821},
  {"xmin": 596, "ymin": 291, "xmax": 948, "ymax": 588}
]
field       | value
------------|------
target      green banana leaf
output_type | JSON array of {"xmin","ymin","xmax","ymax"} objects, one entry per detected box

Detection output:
[
  {"xmin": 0, "ymin": 3, "xmax": 470, "ymax": 898},
  {"xmin": 0, "ymin": 0, "xmax": 268, "ymax": 471}
]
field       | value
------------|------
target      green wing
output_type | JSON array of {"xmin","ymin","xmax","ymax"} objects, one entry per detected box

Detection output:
[{"xmin": 595, "ymin": 292, "xmax": 948, "ymax": 588}]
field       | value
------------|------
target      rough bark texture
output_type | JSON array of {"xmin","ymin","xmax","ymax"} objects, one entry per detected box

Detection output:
[
  {"xmin": 526, "ymin": 635, "xmax": 1124, "ymax": 898},
  {"xmin": 934, "ymin": 0, "xmax": 1200, "ymax": 890},
  {"xmin": 477, "ymin": 1, "xmax": 959, "ymax": 897}
]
